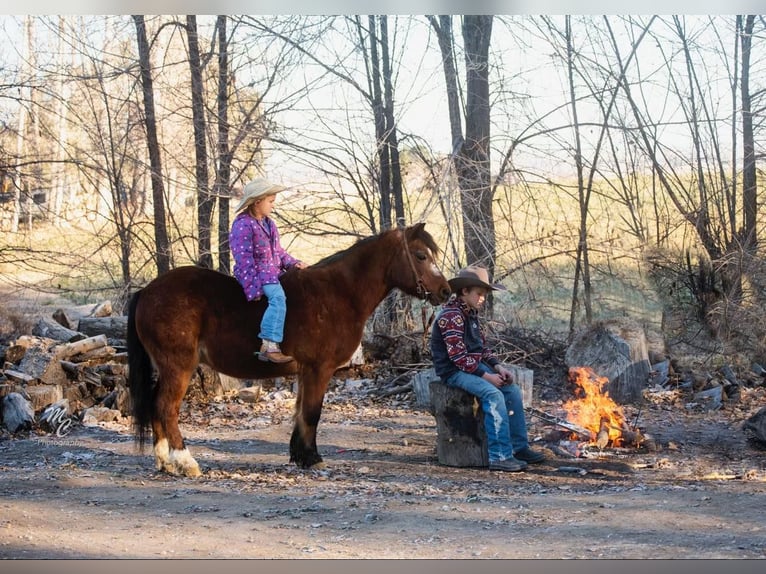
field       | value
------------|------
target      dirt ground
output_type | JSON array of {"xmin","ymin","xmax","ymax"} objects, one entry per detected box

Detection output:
[{"xmin": 1, "ymin": 377, "xmax": 765, "ymax": 560}]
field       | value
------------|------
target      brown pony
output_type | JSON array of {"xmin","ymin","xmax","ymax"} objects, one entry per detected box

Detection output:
[{"xmin": 127, "ymin": 223, "xmax": 451, "ymax": 477}]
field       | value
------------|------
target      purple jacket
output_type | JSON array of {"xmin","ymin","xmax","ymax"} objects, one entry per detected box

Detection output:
[{"xmin": 229, "ymin": 212, "xmax": 300, "ymax": 301}]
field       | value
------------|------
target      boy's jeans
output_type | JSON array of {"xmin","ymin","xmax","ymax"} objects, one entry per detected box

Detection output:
[
  {"xmin": 444, "ymin": 364, "xmax": 530, "ymax": 462},
  {"xmin": 259, "ymin": 283, "xmax": 288, "ymax": 343}
]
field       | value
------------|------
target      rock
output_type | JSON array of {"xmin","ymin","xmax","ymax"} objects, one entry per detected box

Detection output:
[
  {"xmin": 2, "ymin": 392, "xmax": 34, "ymax": 433},
  {"xmin": 565, "ymin": 318, "xmax": 651, "ymax": 404},
  {"xmin": 82, "ymin": 406, "xmax": 122, "ymax": 424},
  {"xmin": 237, "ymin": 386, "xmax": 262, "ymax": 403},
  {"xmin": 743, "ymin": 406, "xmax": 766, "ymax": 446}
]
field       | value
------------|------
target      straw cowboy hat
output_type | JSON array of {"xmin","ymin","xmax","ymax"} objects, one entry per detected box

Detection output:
[
  {"xmin": 448, "ymin": 265, "xmax": 505, "ymax": 292},
  {"xmin": 234, "ymin": 177, "xmax": 289, "ymax": 213}
]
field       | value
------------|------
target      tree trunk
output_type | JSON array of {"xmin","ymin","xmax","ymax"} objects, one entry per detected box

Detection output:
[
  {"xmin": 216, "ymin": 15, "xmax": 232, "ymax": 275},
  {"xmin": 564, "ymin": 17, "xmax": 593, "ymax": 339},
  {"xmin": 459, "ymin": 16, "xmax": 497, "ymax": 314},
  {"xmin": 366, "ymin": 16, "xmax": 390, "ymax": 232},
  {"xmin": 133, "ymin": 15, "xmax": 171, "ymax": 275},
  {"xmin": 186, "ymin": 15, "xmax": 214, "ymax": 269},
  {"xmin": 740, "ymin": 15, "xmax": 757, "ymax": 252},
  {"xmin": 429, "ymin": 381, "xmax": 489, "ymax": 467},
  {"xmin": 380, "ymin": 16, "xmax": 405, "ymax": 228}
]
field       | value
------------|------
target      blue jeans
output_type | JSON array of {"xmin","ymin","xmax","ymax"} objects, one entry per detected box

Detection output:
[
  {"xmin": 444, "ymin": 364, "xmax": 530, "ymax": 463},
  {"xmin": 259, "ymin": 283, "xmax": 287, "ymax": 343}
]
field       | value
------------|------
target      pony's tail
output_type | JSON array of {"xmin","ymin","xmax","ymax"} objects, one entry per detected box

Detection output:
[{"xmin": 127, "ymin": 289, "xmax": 153, "ymax": 450}]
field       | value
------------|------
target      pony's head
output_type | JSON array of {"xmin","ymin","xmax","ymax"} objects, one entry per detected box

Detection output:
[{"xmin": 397, "ymin": 223, "xmax": 451, "ymax": 305}]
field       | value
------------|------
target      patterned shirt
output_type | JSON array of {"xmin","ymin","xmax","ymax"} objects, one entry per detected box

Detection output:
[
  {"xmin": 229, "ymin": 212, "xmax": 300, "ymax": 301},
  {"xmin": 430, "ymin": 296, "xmax": 500, "ymax": 379}
]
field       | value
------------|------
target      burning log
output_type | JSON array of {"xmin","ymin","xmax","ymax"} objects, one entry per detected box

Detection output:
[
  {"xmin": 564, "ymin": 366, "xmax": 627, "ymax": 446},
  {"xmin": 526, "ymin": 407, "xmax": 594, "ymax": 441},
  {"xmin": 595, "ymin": 418, "xmax": 610, "ymax": 450}
]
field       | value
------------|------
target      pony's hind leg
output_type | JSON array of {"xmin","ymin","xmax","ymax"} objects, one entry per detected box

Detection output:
[{"xmin": 153, "ymin": 368, "xmax": 202, "ymax": 478}]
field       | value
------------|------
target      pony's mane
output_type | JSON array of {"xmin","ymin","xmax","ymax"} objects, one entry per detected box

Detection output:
[{"xmin": 313, "ymin": 225, "xmax": 439, "ymax": 269}]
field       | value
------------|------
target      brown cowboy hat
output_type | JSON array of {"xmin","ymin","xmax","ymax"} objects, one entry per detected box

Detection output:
[
  {"xmin": 234, "ymin": 177, "xmax": 289, "ymax": 213},
  {"xmin": 448, "ymin": 265, "xmax": 505, "ymax": 292}
]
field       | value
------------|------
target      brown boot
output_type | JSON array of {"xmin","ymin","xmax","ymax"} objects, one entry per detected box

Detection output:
[{"xmin": 257, "ymin": 340, "xmax": 294, "ymax": 363}]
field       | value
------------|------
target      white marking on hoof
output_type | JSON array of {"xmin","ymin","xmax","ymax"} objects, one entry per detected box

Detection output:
[
  {"xmin": 169, "ymin": 448, "xmax": 202, "ymax": 478},
  {"xmin": 153, "ymin": 438, "xmax": 170, "ymax": 472}
]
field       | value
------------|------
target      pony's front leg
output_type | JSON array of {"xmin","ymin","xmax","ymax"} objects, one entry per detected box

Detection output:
[{"xmin": 289, "ymin": 364, "xmax": 333, "ymax": 469}]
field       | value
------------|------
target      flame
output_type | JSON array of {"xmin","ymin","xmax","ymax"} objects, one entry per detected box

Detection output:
[{"xmin": 563, "ymin": 367, "xmax": 626, "ymax": 447}]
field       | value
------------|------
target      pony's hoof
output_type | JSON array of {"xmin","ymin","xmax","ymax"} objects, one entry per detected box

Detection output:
[{"xmin": 183, "ymin": 465, "xmax": 203, "ymax": 478}]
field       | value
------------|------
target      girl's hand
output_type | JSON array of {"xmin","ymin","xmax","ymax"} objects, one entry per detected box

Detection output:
[{"xmin": 294, "ymin": 262, "xmax": 308, "ymax": 270}]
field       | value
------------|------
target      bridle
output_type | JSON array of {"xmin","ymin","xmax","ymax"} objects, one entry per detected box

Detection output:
[
  {"xmin": 400, "ymin": 228, "xmax": 441, "ymax": 351},
  {"xmin": 401, "ymin": 229, "xmax": 429, "ymax": 300}
]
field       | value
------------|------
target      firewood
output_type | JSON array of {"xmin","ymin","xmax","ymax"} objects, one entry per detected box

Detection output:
[
  {"xmin": 5, "ymin": 345, "xmax": 28, "ymax": 364},
  {"xmin": 25, "ymin": 384, "xmax": 64, "ymax": 411},
  {"xmin": 56, "ymin": 334, "xmax": 108, "ymax": 360},
  {"xmin": 3, "ymin": 369, "xmax": 36, "ymax": 384},
  {"xmin": 596, "ymin": 417, "xmax": 610, "ymax": 449},
  {"xmin": 31, "ymin": 317, "xmax": 84, "ymax": 343},
  {"xmin": 76, "ymin": 316, "xmax": 127, "ymax": 340},
  {"xmin": 377, "ymin": 382, "xmax": 413, "ymax": 398},
  {"xmin": 70, "ymin": 345, "xmax": 116, "ymax": 363},
  {"xmin": 52, "ymin": 309, "xmax": 75, "ymax": 330},
  {"xmin": 60, "ymin": 360, "xmax": 81, "ymax": 378}
]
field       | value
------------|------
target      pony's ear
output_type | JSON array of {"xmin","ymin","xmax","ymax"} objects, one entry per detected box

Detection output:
[{"xmin": 406, "ymin": 222, "xmax": 426, "ymax": 238}]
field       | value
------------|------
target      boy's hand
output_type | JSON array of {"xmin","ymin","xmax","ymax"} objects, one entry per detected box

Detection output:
[
  {"xmin": 482, "ymin": 372, "xmax": 506, "ymax": 388},
  {"xmin": 495, "ymin": 365, "xmax": 514, "ymax": 386}
]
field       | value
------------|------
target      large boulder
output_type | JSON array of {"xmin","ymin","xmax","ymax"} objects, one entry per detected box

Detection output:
[{"xmin": 565, "ymin": 318, "xmax": 652, "ymax": 404}]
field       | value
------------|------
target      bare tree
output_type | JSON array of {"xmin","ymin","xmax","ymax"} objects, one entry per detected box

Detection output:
[
  {"xmin": 185, "ymin": 15, "xmax": 214, "ymax": 269},
  {"xmin": 429, "ymin": 15, "xmax": 496, "ymax": 274},
  {"xmin": 133, "ymin": 15, "xmax": 170, "ymax": 275}
]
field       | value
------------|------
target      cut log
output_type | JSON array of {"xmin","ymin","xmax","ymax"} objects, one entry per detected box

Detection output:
[
  {"xmin": 17, "ymin": 345, "xmax": 69, "ymax": 388},
  {"xmin": 429, "ymin": 381, "xmax": 488, "ymax": 467},
  {"xmin": 565, "ymin": 318, "xmax": 651, "ymax": 404},
  {"xmin": 77, "ymin": 316, "xmax": 127, "ymax": 340},
  {"xmin": 0, "ymin": 383, "xmax": 26, "ymax": 399},
  {"xmin": 31, "ymin": 317, "xmax": 83, "ymax": 343},
  {"xmin": 413, "ymin": 364, "xmax": 533, "ymax": 411},
  {"xmin": 3, "ymin": 369, "xmax": 37, "ymax": 384},
  {"xmin": 2, "ymin": 392, "xmax": 34, "ymax": 433},
  {"xmin": 52, "ymin": 309, "xmax": 75, "ymax": 330},
  {"xmin": 56, "ymin": 334, "xmax": 108, "ymax": 360},
  {"xmin": 25, "ymin": 384, "xmax": 64, "ymax": 411},
  {"xmin": 5, "ymin": 344, "xmax": 28, "ymax": 364}
]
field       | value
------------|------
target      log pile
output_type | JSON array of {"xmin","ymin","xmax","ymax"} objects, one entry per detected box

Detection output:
[
  {"xmin": 0, "ymin": 301, "xmax": 254, "ymax": 436},
  {"xmin": 0, "ymin": 300, "xmax": 130, "ymax": 435},
  {"xmin": 1, "ymin": 329, "xmax": 129, "ymax": 433}
]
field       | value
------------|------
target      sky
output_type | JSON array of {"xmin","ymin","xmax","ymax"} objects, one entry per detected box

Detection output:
[{"xmin": 0, "ymin": 12, "xmax": 757, "ymax": 190}]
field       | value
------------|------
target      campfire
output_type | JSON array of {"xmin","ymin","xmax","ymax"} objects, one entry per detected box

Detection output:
[
  {"xmin": 564, "ymin": 367, "xmax": 626, "ymax": 447},
  {"xmin": 561, "ymin": 366, "xmax": 645, "ymax": 450}
]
